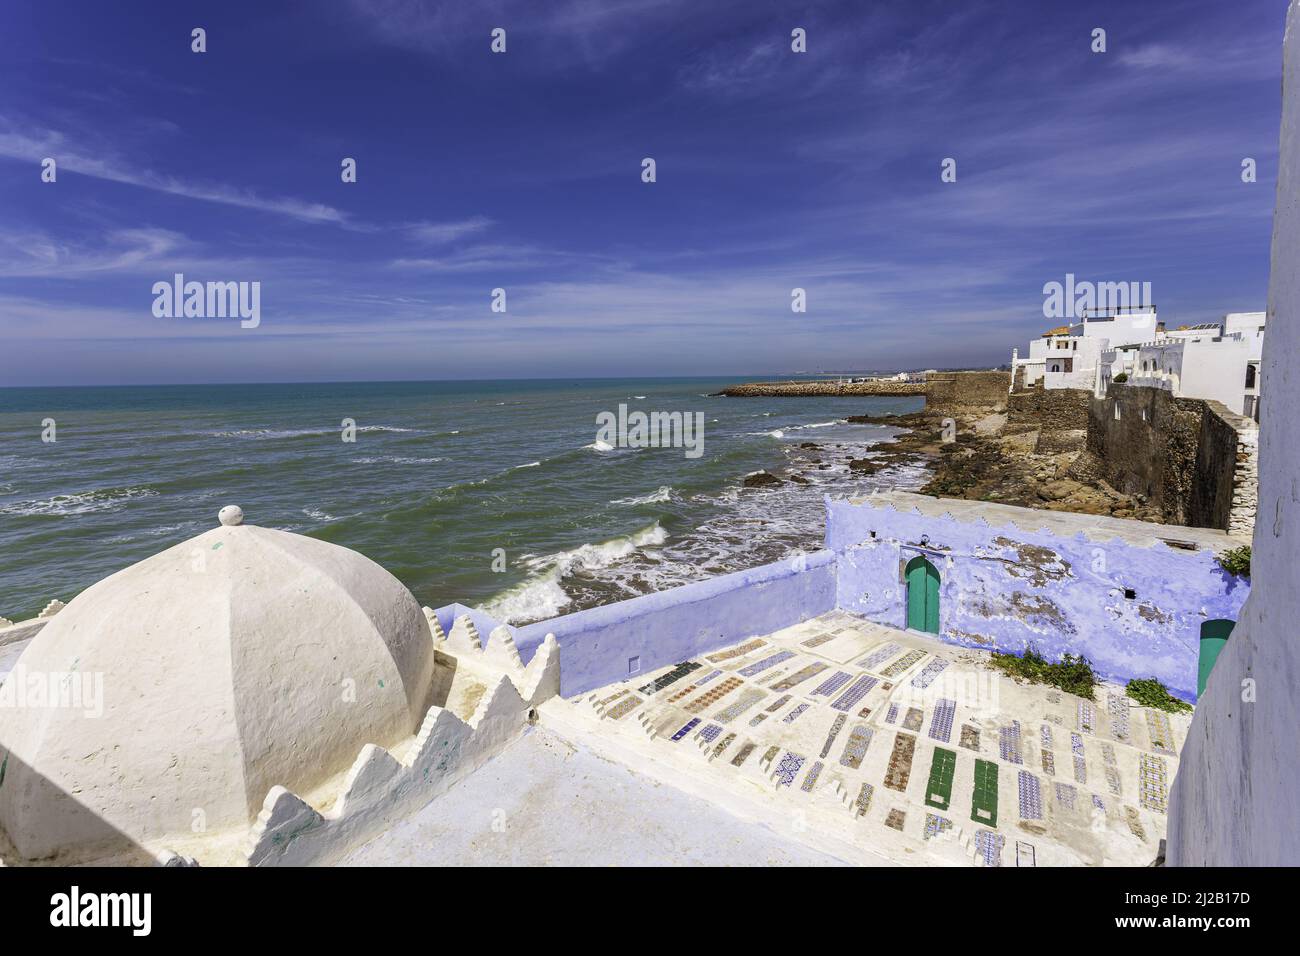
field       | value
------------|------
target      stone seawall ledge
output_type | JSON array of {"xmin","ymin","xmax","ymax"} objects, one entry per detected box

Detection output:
[{"xmin": 716, "ymin": 380, "xmax": 928, "ymax": 397}]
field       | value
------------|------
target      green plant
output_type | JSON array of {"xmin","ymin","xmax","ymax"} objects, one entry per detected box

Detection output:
[
  {"xmin": 1126, "ymin": 678, "xmax": 1193, "ymax": 714},
  {"xmin": 1218, "ymin": 545, "xmax": 1251, "ymax": 578},
  {"xmin": 988, "ymin": 645, "xmax": 1098, "ymax": 700},
  {"xmin": 1112, "ymin": 372, "xmax": 1128, "ymax": 383}
]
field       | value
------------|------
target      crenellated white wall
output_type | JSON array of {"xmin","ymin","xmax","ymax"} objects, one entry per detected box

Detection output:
[{"xmin": 1167, "ymin": 0, "xmax": 1300, "ymax": 866}]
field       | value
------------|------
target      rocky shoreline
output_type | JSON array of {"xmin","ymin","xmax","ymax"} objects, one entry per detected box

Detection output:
[{"xmin": 839, "ymin": 411, "xmax": 1165, "ymax": 521}]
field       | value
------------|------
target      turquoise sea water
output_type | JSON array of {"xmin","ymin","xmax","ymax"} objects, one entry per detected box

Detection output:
[{"xmin": 0, "ymin": 379, "xmax": 925, "ymax": 623}]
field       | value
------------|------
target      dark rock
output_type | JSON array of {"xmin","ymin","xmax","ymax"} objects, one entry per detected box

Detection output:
[{"xmin": 742, "ymin": 471, "xmax": 783, "ymax": 488}]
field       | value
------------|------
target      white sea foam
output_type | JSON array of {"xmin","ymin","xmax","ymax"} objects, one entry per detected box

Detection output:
[
  {"xmin": 611, "ymin": 485, "xmax": 675, "ymax": 505},
  {"xmin": 0, "ymin": 487, "xmax": 158, "ymax": 517},
  {"xmin": 513, "ymin": 461, "xmax": 542, "ymax": 470},
  {"xmin": 302, "ymin": 507, "xmax": 338, "ymax": 521},
  {"xmin": 585, "ymin": 439, "xmax": 615, "ymax": 452},
  {"xmin": 483, "ymin": 522, "xmax": 669, "ymax": 624}
]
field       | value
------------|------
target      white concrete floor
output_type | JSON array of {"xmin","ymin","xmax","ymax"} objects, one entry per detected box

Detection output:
[{"xmin": 340, "ymin": 726, "xmax": 855, "ymax": 867}]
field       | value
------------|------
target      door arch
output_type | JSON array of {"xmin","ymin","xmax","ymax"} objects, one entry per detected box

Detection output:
[
  {"xmin": 1198, "ymin": 619, "xmax": 1235, "ymax": 696},
  {"xmin": 906, "ymin": 554, "xmax": 941, "ymax": 634}
]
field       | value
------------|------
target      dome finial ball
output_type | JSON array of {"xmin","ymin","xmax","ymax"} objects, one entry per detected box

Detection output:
[{"xmin": 218, "ymin": 505, "xmax": 244, "ymax": 527}]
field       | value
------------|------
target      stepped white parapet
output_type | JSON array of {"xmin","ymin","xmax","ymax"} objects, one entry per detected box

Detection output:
[{"xmin": 242, "ymin": 633, "xmax": 559, "ymax": 867}]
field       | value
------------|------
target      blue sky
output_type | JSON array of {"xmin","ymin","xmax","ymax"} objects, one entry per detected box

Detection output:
[{"xmin": 0, "ymin": 0, "xmax": 1287, "ymax": 385}]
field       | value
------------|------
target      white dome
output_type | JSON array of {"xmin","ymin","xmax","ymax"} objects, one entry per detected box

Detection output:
[{"xmin": 0, "ymin": 511, "xmax": 435, "ymax": 861}]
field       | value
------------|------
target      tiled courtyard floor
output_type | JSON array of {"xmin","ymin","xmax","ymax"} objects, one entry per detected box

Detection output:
[{"xmin": 546, "ymin": 611, "xmax": 1187, "ymax": 866}]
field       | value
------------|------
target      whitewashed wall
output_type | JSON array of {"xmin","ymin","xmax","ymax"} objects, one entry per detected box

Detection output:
[{"xmin": 1167, "ymin": 0, "xmax": 1300, "ymax": 866}]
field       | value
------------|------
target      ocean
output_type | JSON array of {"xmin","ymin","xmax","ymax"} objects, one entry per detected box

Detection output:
[{"xmin": 0, "ymin": 379, "xmax": 926, "ymax": 624}]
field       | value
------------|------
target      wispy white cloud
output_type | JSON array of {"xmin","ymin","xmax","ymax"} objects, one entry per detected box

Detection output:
[
  {"xmin": 403, "ymin": 216, "xmax": 495, "ymax": 244},
  {"xmin": 0, "ymin": 124, "xmax": 350, "ymax": 225}
]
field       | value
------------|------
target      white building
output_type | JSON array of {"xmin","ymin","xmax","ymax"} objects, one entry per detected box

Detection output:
[
  {"xmin": 1014, "ymin": 306, "xmax": 1159, "ymax": 390},
  {"xmin": 1116, "ymin": 312, "xmax": 1265, "ymax": 419},
  {"xmin": 1015, "ymin": 308, "xmax": 1266, "ymax": 420}
]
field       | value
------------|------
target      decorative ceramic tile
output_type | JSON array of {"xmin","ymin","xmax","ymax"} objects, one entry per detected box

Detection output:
[
  {"xmin": 1054, "ymin": 782, "xmax": 1077, "ymax": 810},
  {"xmin": 761, "ymin": 745, "xmax": 781, "ymax": 766},
  {"xmin": 685, "ymin": 676, "xmax": 743, "ymax": 713},
  {"xmin": 975, "ymin": 829, "xmax": 1005, "ymax": 867},
  {"xmin": 698, "ymin": 723, "xmax": 724, "ymax": 743},
  {"xmin": 1041, "ymin": 750, "xmax": 1055, "ymax": 775},
  {"xmin": 820, "ymin": 714, "xmax": 848, "ymax": 758},
  {"xmin": 800, "ymin": 632, "xmax": 836, "ymax": 648},
  {"xmin": 694, "ymin": 669, "xmax": 724, "ymax": 687},
  {"xmin": 1146, "ymin": 711, "xmax": 1176, "ymax": 755},
  {"xmin": 774, "ymin": 751, "xmax": 806, "ymax": 787},
  {"xmin": 712, "ymin": 688, "xmax": 767, "ymax": 723},
  {"xmin": 1106, "ymin": 766, "xmax": 1122, "ymax": 797},
  {"xmin": 1041, "ymin": 724, "xmax": 1054, "ymax": 748},
  {"xmin": 1077, "ymin": 701, "xmax": 1096, "ymax": 735},
  {"xmin": 738, "ymin": 651, "xmax": 795, "ymax": 677},
  {"xmin": 1017, "ymin": 770, "xmax": 1044, "ymax": 820},
  {"xmin": 1070, "ymin": 732, "xmax": 1085, "ymax": 756},
  {"xmin": 1102, "ymin": 742, "xmax": 1117, "ymax": 766},
  {"xmin": 765, "ymin": 694, "xmax": 793, "ymax": 712},
  {"xmin": 910, "ymin": 657, "xmax": 950, "ymax": 689},
  {"xmin": 854, "ymin": 782, "xmax": 874, "ymax": 818},
  {"xmin": 839, "ymin": 724, "xmax": 874, "ymax": 769},
  {"xmin": 924, "ymin": 813, "xmax": 953, "ymax": 841},
  {"xmin": 800, "ymin": 760, "xmax": 824, "ymax": 792},
  {"xmin": 1073, "ymin": 754, "xmax": 1087, "ymax": 785},
  {"xmin": 885, "ymin": 703, "xmax": 899, "ymax": 724},
  {"xmin": 999, "ymin": 720, "xmax": 1024, "ymax": 765},
  {"xmin": 769, "ymin": 662, "xmax": 829, "ymax": 692},
  {"xmin": 881, "ymin": 649, "xmax": 927, "ymax": 678},
  {"xmin": 707, "ymin": 639, "xmax": 765, "ymax": 663},
  {"xmin": 884, "ymin": 733, "xmax": 916, "ymax": 792},
  {"xmin": 1015, "ymin": 841, "xmax": 1036, "ymax": 867},
  {"xmin": 885, "ymin": 808, "xmax": 907, "ymax": 831},
  {"xmin": 730, "ymin": 742, "xmax": 756, "ymax": 767},
  {"xmin": 603, "ymin": 695, "xmax": 643, "ymax": 721},
  {"xmin": 1125, "ymin": 805, "xmax": 1147, "ymax": 841},
  {"xmin": 928, "ymin": 698, "xmax": 956, "ymax": 743},
  {"xmin": 638, "ymin": 661, "xmax": 702, "ymax": 696},
  {"xmin": 748, "ymin": 713, "xmax": 768, "ymax": 727},
  {"xmin": 959, "ymin": 724, "xmax": 980, "ymax": 752},
  {"xmin": 972, "ymin": 759, "xmax": 999, "ymax": 826},
  {"xmin": 782, "ymin": 702, "xmax": 811, "ymax": 723},
  {"xmin": 924, "ymin": 747, "xmax": 957, "ymax": 811},
  {"xmin": 1092, "ymin": 794, "xmax": 1106, "ymax": 811},
  {"xmin": 670, "ymin": 718, "xmax": 701, "ymax": 741},
  {"xmin": 1107, "ymin": 692, "xmax": 1130, "ymax": 740},
  {"xmin": 712, "ymin": 732, "xmax": 737, "ymax": 759},
  {"xmin": 811, "ymin": 670, "xmax": 853, "ymax": 697},
  {"xmin": 902, "ymin": 707, "xmax": 924, "ymax": 732},
  {"xmin": 858, "ymin": 642, "xmax": 902, "ymax": 670},
  {"xmin": 596, "ymin": 688, "xmax": 630, "ymax": 708},
  {"xmin": 830, "ymin": 675, "xmax": 878, "ymax": 712},
  {"xmin": 1139, "ymin": 753, "xmax": 1169, "ymax": 813},
  {"xmin": 857, "ymin": 706, "xmax": 873, "ymax": 719}
]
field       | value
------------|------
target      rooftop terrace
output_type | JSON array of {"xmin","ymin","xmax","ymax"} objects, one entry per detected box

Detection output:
[{"xmin": 345, "ymin": 610, "xmax": 1184, "ymax": 866}]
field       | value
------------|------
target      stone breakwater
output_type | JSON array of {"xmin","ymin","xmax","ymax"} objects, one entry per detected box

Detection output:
[{"xmin": 716, "ymin": 380, "xmax": 927, "ymax": 397}]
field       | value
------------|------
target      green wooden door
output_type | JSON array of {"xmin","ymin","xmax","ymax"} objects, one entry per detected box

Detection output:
[
  {"xmin": 906, "ymin": 555, "xmax": 941, "ymax": 634},
  {"xmin": 1198, "ymin": 619, "xmax": 1235, "ymax": 696}
]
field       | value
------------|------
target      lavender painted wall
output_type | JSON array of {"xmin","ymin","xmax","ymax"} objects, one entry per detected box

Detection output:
[
  {"xmin": 513, "ymin": 550, "xmax": 837, "ymax": 697},
  {"xmin": 827, "ymin": 499, "xmax": 1249, "ymax": 702}
]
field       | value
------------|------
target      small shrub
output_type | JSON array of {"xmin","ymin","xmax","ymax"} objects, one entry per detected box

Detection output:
[
  {"xmin": 1126, "ymin": 678, "xmax": 1193, "ymax": 714},
  {"xmin": 989, "ymin": 645, "xmax": 1098, "ymax": 700},
  {"xmin": 1112, "ymin": 372, "xmax": 1128, "ymax": 383},
  {"xmin": 1218, "ymin": 545, "xmax": 1251, "ymax": 578}
]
